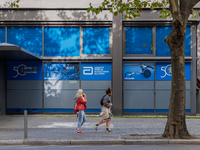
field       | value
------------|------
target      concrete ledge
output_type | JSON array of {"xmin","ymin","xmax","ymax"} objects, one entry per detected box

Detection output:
[
  {"xmin": 0, "ymin": 140, "xmax": 24, "ymax": 145},
  {"xmin": 24, "ymin": 140, "xmax": 71, "ymax": 145},
  {"xmin": 2, "ymin": 139, "xmax": 200, "ymax": 145},
  {"xmin": 169, "ymin": 139, "xmax": 200, "ymax": 145},
  {"xmin": 70, "ymin": 140, "xmax": 126, "ymax": 145},
  {"xmin": 126, "ymin": 139, "xmax": 169, "ymax": 145}
]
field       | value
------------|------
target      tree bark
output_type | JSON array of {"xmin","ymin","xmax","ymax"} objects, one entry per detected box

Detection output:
[{"xmin": 162, "ymin": 11, "xmax": 192, "ymax": 139}]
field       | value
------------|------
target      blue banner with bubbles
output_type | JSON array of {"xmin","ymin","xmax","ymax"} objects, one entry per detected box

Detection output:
[{"xmin": 44, "ymin": 63, "xmax": 79, "ymax": 80}]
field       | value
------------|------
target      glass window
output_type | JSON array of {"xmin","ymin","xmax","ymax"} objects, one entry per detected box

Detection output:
[
  {"xmin": 83, "ymin": 28, "xmax": 109, "ymax": 54},
  {"xmin": 43, "ymin": 62, "xmax": 79, "ymax": 113},
  {"xmin": 156, "ymin": 26, "xmax": 191, "ymax": 56},
  {"xmin": 126, "ymin": 27, "xmax": 152, "ymax": 54},
  {"xmin": 44, "ymin": 27, "xmax": 80, "ymax": 57},
  {"xmin": 7, "ymin": 26, "xmax": 42, "ymax": 56},
  {"xmin": 0, "ymin": 26, "xmax": 5, "ymax": 43}
]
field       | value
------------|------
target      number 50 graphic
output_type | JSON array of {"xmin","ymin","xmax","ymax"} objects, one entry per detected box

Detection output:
[{"xmin": 161, "ymin": 64, "xmax": 172, "ymax": 78}]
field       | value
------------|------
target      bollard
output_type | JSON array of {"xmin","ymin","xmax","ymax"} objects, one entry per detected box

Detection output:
[{"xmin": 24, "ymin": 110, "xmax": 28, "ymax": 139}]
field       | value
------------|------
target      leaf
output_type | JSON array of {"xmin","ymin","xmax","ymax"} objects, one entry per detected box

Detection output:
[
  {"xmin": 114, "ymin": 11, "xmax": 118, "ymax": 16},
  {"xmin": 151, "ymin": 45, "xmax": 155, "ymax": 51},
  {"xmin": 87, "ymin": 8, "xmax": 90, "ymax": 13}
]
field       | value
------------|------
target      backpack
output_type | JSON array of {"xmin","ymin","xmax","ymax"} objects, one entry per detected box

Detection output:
[
  {"xmin": 100, "ymin": 95, "xmax": 106, "ymax": 106},
  {"xmin": 73, "ymin": 102, "xmax": 77, "ymax": 114}
]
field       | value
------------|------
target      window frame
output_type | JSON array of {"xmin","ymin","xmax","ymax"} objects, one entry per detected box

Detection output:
[
  {"xmin": 123, "ymin": 25, "xmax": 155, "ymax": 57},
  {"xmin": 43, "ymin": 25, "xmax": 80, "ymax": 57},
  {"xmin": 80, "ymin": 25, "xmax": 112, "ymax": 58},
  {"xmin": 7, "ymin": 25, "xmax": 43, "ymax": 56}
]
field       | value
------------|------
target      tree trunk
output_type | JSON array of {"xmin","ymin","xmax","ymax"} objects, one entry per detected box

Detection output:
[{"xmin": 162, "ymin": 12, "xmax": 192, "ymax": 139}]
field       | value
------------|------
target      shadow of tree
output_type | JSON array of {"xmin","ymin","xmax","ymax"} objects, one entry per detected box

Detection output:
[
  {"xmin": 44, "ymin": 63, "xmax": 79, "ymax": 98},
  {"xmin": 57, "ymin": 10, "xmax": 109, "ymax": 21},
  {"xmin": 44, "ymin": 27, "xmax": 80, "ymax": 56}
]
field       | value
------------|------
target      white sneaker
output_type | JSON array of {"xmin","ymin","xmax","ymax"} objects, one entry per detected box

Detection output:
[
  {"xmin": 106, "ymin": 129, "xmax": 112, "ymax": 133},
  {"xmin": 94, "ymin": 124, "xmax": 98, "ymax": 131}
]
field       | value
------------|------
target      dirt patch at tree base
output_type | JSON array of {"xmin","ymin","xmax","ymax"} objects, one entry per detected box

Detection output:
[{"xmin": 121, "ymin": 134, "xmax": 199, "ymax": 139}]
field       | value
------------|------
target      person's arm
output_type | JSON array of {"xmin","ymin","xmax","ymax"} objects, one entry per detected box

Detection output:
[
  {"xmin": 78, "ymin": 95, "xmax": 87, "ymax": 104},
  {"xmin": 103, "ymin": 96, "xmax": 112, "ymax": 106},
  {"xmin": 105, "ymin": 103, "xmax": 112, "ymax": 106}
]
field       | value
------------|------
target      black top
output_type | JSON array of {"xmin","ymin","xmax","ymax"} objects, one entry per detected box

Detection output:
[{"xmin": 103, "ymin": 95, "xmax": 110, "ymax": 108}]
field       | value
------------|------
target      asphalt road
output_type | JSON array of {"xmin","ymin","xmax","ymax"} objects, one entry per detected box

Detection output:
[{"xmin": 0, "ymin": 145, "xmax": 199, "ymax": 150}]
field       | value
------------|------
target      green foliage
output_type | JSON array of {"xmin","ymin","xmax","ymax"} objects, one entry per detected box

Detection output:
[
  {"xmin": 11, "ymin": 0, "xmax": 20, "ymax": 8},
  {"xmin": 159, "ymin": 8, "xmax": 171, "ymax": 18},
  {"xmin": 87, "ymin": 0, "xmax": 170, "ymax": 19},
  {"xmin": 151, "ymin": 45, "xmax": 155, "ymax": 51},
  {"xmin": 191, "ymin": 8, "xmax": 196, "ymax": 19}
]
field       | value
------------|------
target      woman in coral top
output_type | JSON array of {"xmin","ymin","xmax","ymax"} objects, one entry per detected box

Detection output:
[{"xmin": 74, "ymin": 89, "xmax": 87, "ymax": 134}]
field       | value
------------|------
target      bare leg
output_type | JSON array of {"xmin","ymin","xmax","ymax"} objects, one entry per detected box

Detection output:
[
  {"xmin": 97, "ymin": 120, "xmax": 107, "ymax": 126},
  {"xmin": 106, "ymin": 119, "xmax": 111, "ymax": 128}
]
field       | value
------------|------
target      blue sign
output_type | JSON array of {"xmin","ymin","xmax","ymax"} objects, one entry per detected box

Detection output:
[
  {"xmin": 124, "ymin": 63, "xmax": 154, "ymax": 80},
  {"xmin": 81, "ymin": 62, "xmax": 111, "ymax": 80},
  {"xmin": 7, "ymin": 61, "xmax": 42, "ymax": 80},
  {"xmin": 44, "ymin": 63, "xmax": 79, "ymax": 80},
  {"xmin": 156, "ymin": 62, "xmax": 191, "ymax": 80}
]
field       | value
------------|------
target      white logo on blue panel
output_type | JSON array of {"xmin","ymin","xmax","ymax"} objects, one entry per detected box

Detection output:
[
  {"xmin": 161, "ymin": 64, "xmax": 172, "ymax": 78},
  {"xmin": 83, "ymin": 67, "xmax": 93, "ymax": 75},
  {"xmin": 13, "ymin": 64, "xmax": 37, "ymax": 78}
]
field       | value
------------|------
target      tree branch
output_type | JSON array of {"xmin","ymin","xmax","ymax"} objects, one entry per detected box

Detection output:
[
  {"xmin": 191, "ymin": 0, "xmax": 200, "ymax": 8},
  {"xmin": 170, "ymin": 0, "xmax": 178, "ymax": 13},
  {"xmin": 180, "ymin": 0, "xmax": 200, "ymax": 27}
]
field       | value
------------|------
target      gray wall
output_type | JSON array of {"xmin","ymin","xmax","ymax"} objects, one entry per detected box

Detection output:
[
  {"xmin": 124, "ymin": 81, "xmax": 154, "ymax": 111},
  {"xmin": 81, "ymin": 81, "xmax": 111, "ymax": 109},
  {"xmin": 44, "ymin": 80, "xmax": 79, "ymax": 109},
  {"xmin": 156, "ymin": 81, "xmax": 191, "ymax": 111},
  {"xmin": 7, "ymin": 80, "xmax": 42, "ymax": 109},
  {"xmin": 124, "ymin": 81, "xmax": 191, "ymax": 113},
  {"xmin": 0, "ymin": 60, "xmax": 6, "ymax": 115}
]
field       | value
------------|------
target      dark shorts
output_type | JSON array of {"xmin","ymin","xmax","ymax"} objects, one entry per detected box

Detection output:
[{"xmin": 104, "ymin": 114, "xmax": 111, "ymax": 120}]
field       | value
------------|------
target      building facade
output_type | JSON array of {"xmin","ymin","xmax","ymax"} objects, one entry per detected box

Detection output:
[{"xmin": 0, "ymin": 0, "xmax": 200, "ymax": 116}]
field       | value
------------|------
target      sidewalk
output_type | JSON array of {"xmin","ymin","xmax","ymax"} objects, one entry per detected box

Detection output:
[{"xmin": 0, "ymin": 115, "xmax": 200, "ymax": 145}]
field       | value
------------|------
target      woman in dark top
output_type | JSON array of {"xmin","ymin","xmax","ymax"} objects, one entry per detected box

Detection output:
[{"xmin": 94, "ymin": 87, "xmax": 113, "ymax": 133}]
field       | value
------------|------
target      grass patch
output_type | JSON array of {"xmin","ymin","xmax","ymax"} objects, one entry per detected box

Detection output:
[{"xmin": 37, "ymin": 115, "xmax": 200, "ymax": 119}]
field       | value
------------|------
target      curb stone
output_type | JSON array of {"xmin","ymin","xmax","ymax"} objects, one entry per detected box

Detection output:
[
  {"xmin": 0, "ymin": 140, "xmax": 24, "ymax": 145},
  {"xmin": 1, "ymin": 139, "xmax": 200, "ymax": 145},
  {"xmin": 125, "ymin": 139, "xmax": 169, "ymax": 145},
  {"xmin": 169, "ymin": 139, "xmax": 200, "ymax": 145},
  {"xmin": 70, "ymin": 140, "xmax": 126, "ymax": 145},
  {"xmin": 24, "ymin": 140, "xmax": 71, "ymax": 145}
]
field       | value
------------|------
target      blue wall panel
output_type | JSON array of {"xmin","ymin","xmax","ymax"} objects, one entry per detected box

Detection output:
[
  {"xmin": 156, "ymin": 62, "xmax": 191, "ymax": 81},
  {"xmin": 126, "ymin": 27, "xmax": 152, "ymax": 54},
  {"xmin": 83, "ymin": 28, "xmax": 109, "ymax": 54},
  {"xmin": 7, "ymin": 61, "xmax": 42, "ymax": 113},
  {"xmin": 7, "ymin": 26, "xmax": 42, "ymax": 56},
  {"xmin": 44, "ymin": 63, "xmax": 79, "ymax": 80},
  {"xmin": 44, "ymin": 27, "xmax": 80, "ymax": 56},
  {"xmin": 7, "ymin": 61, "xmax": 42, "ymax": 80},
  {"xmin": 81, "ymin": 62, "xmax": 111, "ymax": 80},
  {"xmin": 124, "ymin": 62, "xmax": 154, "ymax": 81}
]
